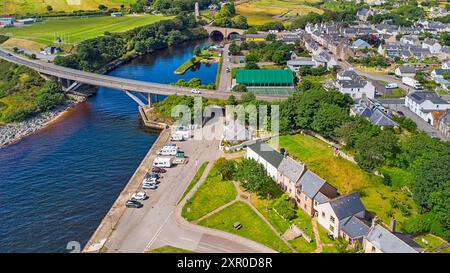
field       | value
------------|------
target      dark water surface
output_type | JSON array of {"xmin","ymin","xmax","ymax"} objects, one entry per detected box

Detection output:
[{"xmin": 0, "ymin": 39, "xmax": 217, "ymax": 252}]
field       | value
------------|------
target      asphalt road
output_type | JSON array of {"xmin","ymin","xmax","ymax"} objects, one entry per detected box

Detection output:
[
  {"xmin": 103, "ymin": 116, "xmax": 275, "ymax": 253},
  {"xmin": 0, "ymin": 48, "xmax": 287, "ymax": 102}
]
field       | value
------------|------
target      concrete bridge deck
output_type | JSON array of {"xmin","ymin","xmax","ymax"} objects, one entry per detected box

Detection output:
[{"xmin": 0, "ymin": 49, "xmax": 287, "ymax": 102}]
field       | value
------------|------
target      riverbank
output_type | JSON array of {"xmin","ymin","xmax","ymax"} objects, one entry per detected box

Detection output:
[{"xmin": 0, "ymin": 93, "xmax": 88, "ymax": 149}]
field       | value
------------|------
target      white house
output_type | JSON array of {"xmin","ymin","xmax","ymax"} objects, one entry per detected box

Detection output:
[
  {"xmin": 394, "ymin": 65, "xmax": 416, "ymax": 78},
  {"xmin": 246, "ymin": 142, "xmax": 283, "ymax": 181},
  {"xmin": 422, "ymin": 39, "xmax": 442, "ymax": 54},
  {"xmin": 334, "ymin": 69, "xmax": 375, "ymax": 99},
  {"xmin": 405, "ymin": 91, "xmax": 450, "ymax": 125},
  {"xmin": 316, "ymin": 192, "xmax": 366, "ymax": 239},
  {"xmin": 312, "ymin": 51, "xmax": 337, "ymax": 70}
]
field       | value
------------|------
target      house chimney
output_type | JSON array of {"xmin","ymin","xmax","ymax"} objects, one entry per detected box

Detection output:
[
  {"xmin": 371, "ymin": 216, "xmax": 379, "ymax": 228},
  {"xmin": 389, "ymin": 217, "xmax": 397, "ymax": 233}
]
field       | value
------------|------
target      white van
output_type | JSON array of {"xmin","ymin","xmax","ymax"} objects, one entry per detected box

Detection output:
[
  {"xmin": 158, "ymin": 146, "xmax": 178, "ymax": 156},
  {"xmin": 153, "ymin": 157, "xmax": 173, "ymax": 168}
]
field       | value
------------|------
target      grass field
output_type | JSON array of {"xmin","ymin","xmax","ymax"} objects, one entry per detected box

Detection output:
[
  {"xmin": 0, "ymin": 15, "xmax": 170, "ymax": 50},
  {"xmin": 414, "ymin": 234, "xmax": 449, "ymax": 252},
  {"xmin": 147, "ymin": 245, "xmax": 196, "ymax": 253},
  {"xmin": 236, "ymin": 0, "xmax": 323, "ymax": 25},
  {"xmin": 0, "ymin": 0, "xmax": 136, "ymax": 14},
  {"xmin": 182, "ymin": 161, "xmax": 237, "ymax": 221},
  {"xmin": 276, "ymin": 134, "xmax": 418, "ymax": 229},
  {"xmin": 179, "ymin": 161, "xmax": 209, "ymax": 203},
  {"xmin": 199, "ymin": 201, "xmax": 292, "ymax": 253}
]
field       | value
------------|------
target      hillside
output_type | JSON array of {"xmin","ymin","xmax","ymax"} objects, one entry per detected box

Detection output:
[{"xmin": 0, "ymin": 0, "xmax": 136, "ymax": 14}]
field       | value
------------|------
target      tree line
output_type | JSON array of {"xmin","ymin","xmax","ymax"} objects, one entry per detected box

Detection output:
[{"xmin": 54, "ymin": 14, "xmax": 207, "ymax": 72}]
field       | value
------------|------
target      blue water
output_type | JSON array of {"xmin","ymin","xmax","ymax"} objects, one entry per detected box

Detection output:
[{"xmin": 0, "ymin": 39, "xmax": 218, "ymax": 253}]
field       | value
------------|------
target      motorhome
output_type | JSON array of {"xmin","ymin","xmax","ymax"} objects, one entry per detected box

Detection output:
[
  {"xmin": 158, "ymin": 146, "xmax": 178, "ymax": 156},
  {"xmin": 153, "ymin": 157, "xmax": 173, "ymax": 168}
]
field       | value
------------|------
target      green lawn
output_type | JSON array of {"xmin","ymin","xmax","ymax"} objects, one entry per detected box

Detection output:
[
  {"xmin": 293, "ymin": 209, "xmax": 315, "ymax": 240},
  {"xmin": 250, "ymin": 194, "xmax": 291, "ymax": 234},
  {"xmin": 147, "ymin": 245, "xmax": 196, "ymax": 253},
  {"xmin": 289, "ymin": 237, "xmax": 317, "ymax": 253},
  {"xmin": 318, "ymin": 224, "xmax": 335, "ymax": 245},
  {"xmin": 414, "ymin": 234, "xmax": 449, "ymax": 252},
  {"xmin": 0, "ymin": 0, "xmax": 136, "ymax": 14},
  {"xmin": 0, "ymin": 15, "xmax": 170, "ymax": 46},
  {"xmin": 276, "ymin": 134, "xmax": 418, "ymax": 229},
  {"xmin": 175, "ymin": 49, "xmax": 219, "ymax": 74},
  {"xmin": 199, "ymin": 201, "xmax": 292, "ymax": 253},
  {"xmin": 179, "ymin": 161, "xmax": 209, "ymax": 204},
  {"xmin": 381, "ymin": 88, "xmax": 406, "ymax": 98},
  {"xmin": 182, "ymin": 161, "xmax": 237, "ymax": 221}
]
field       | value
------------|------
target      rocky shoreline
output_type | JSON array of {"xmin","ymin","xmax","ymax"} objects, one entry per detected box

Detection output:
[{"xmin": 0, "ymin": 94, "xmax": 87, "ymax": 149}]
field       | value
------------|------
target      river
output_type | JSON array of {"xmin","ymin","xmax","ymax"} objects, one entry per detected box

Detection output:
[{"xmin": 0, "ymin": 39, "xmax": 218, "ymax": 253}]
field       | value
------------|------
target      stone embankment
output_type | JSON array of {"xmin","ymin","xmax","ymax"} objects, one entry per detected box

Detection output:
[{"xmin": 0, "ymin": 94, "xmax": 86, "ymax": 149}]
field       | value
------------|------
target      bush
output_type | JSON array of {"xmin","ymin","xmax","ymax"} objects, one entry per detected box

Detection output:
[
  {"xmin": 215, "ymin": 158, "xmax": 236, "ymax": 180},
  {"xmin": 232, "ymin": 84, "xmax": 247, "ymax": 93},
  {"xmin": 272, "ymin": 194, "xmax": 297, "ymax": 220}
]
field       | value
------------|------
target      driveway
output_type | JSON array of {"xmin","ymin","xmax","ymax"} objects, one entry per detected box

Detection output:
[{"xmin": 381, "ymin": 101, "xmax": 447, "ymax": 140}]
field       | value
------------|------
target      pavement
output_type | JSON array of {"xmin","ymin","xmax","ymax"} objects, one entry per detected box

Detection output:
[
  {"xmin": 102, "ymin": 116, "xmax": 276, "ymax": 253},
  {"xmin": 218, "ymin": 43, "xmax": 232, "ymax": 93}
]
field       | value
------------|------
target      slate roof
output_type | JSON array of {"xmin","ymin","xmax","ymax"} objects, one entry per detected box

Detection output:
[
  {"xmin": 407, "ymin": 91, "xmax": 448, "ymax": 105},
  {"xmin": 341, "ymin": 216, "xmax": 370, "ymax": 239},
  {"xmin": 441, "ymin": 111, "xmax": 450, "ymax": 124},
  {"xmin": 433, "ymin": 68, "xmax": 450, "ymax": 76},
  {"xmin": 298, "ymin": 170, "xmax": 326, "ymax": 198},
  {"xmin": 278, "ymin": 156, "xmax": 305, "ymax": 184},
  {"xmin": 397, "ymin": 65, "xmax": 416, "ymax": 74},
  {"xmin": 329, "ymin": 192, "xmax": 365, "ymax": 220},
  {"xmin": 352, "ymin": 39, "xmax": 371, "ymax": 49},
  {"xmin": 314, "ymin": 191, "xmax": 331, "ymax": 204},
  {"xmin": 247, "ymin": 142, "xmax": 283, "ymax": 168},
  {"xmin": 366, "ymin": 224, "xmax": 423, "ymax": 253},
  {"xmin": 369, "ymin": 108, "xmax": 398, "ymax": 127}
]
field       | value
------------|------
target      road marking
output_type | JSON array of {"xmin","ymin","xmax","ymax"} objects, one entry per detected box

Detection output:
[
  {"xmin": 179, "ymin": 236, "xmax": 195, "ymax": 242},
  {"xmin": 143, "ymin": 210, "xmax": 174, "ymax": 252}
]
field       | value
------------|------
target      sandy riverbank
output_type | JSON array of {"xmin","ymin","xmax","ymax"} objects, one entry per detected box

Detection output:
[{"xmin": 0, "ymin": 94, "xmax": 87, "ymax": 149}]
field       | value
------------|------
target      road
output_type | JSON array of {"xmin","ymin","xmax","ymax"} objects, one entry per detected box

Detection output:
[
  {"xmin": 103, "ymin": 116, "xmax": 276, "ymax": 253},
  {"xmin": 380, "ymin": 99, "xmax": 448, "ymax": 140},
  {"xmin": 0, "ymin": 48, "xmax": 288, "ymax": 102}
]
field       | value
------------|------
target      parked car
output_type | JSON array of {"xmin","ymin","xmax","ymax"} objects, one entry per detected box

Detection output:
[
  {"xmin": 126, "ymin": 200, "xmax": 143, "ymax": 208},
  {"xmin": 131, "ymin": 191, "xmax": 148, "ymax": 201},
  {"xmin": 191, "ymin": 88, "xmax": 201, "ymax": 94},
  {"xmin": 385, "ymin": 83, "xmax": 398, "ymax": 89},
  {"xmin": 152, "ymin": 167, "xmax": 166, "ymax": 173},
  {"xmin": 142, "ymin": 183, "xmax": 157, "ymax": 190},
  {"xmin": 397, "ymin": 111, "xmax": 404, "ymax": 116}
]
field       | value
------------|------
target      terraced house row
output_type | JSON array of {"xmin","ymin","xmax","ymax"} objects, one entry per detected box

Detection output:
[{"xmin": 246, "ymin": 142, "xmax": 424, "ymax": 253}]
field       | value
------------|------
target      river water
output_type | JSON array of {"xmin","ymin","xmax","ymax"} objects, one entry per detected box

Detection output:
[{"xmin": 0, "ymin": 39, "xmax": 218, "ymax": 252}]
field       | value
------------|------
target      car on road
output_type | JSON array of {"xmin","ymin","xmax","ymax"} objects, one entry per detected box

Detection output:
[
  {"xmin": 144, "ymin": 176, "xmax": 157, "ymax": 184},
  {"xmin": 126, "ymin": 200, "xmax": 143, "ymax": 208},
  {"xmin": 191, "ymin": 89, "xmax": 201, "ymax": 94},
  {"xmin": 152, "ymin": 167, "xmax": 166, "ymax": 173},
  {"xmin": 142, "ymin": 183, "xmax": 158, "ymax": 190},
  {"xmin": 226, "ymin": 67, "xmax": 231, "ymax": 73},
  {"xmin": 131, "ymin": 191, "xmax": 148, "ymax": 201}
]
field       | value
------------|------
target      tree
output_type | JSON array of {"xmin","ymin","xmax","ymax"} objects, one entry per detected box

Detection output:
[
  {"xmin": 229, "ymin": 43, "xmax": 240, "ymax": 56},
  {"xmin": 215, "ymin": 158, "xmax": 236, "ymax": 180},
  {"xmin": 311, "ymin": 103, "xmax": 347, "ymax": 138},
  {"xmin": 193, "ymin": 45, "xmax": 201, "ymax": 56},
  {"xmin": 227, "ymin": 95, "xmax": 237, "ymax": 105},
  {"xmin": 36, "ymin": 81, "xmax": 66, "ymax": 112},
  {"xmin": 266, "ymin": 33, "xmax": 276, "ymax": 41},
  {"xmin": 98, "ymin": 4, "xmax": 108, "ymax": 11},
  {"xmin": 271, "ymin": 50, "xmax": 285, "ymax": 64},
  {"xmin": 46, "ymin": 5, "xmax": 53, "ymax": 12},
  {"xmin": 232, "ymin": 84, "xmax": 248, "ymax": 93},
  {"xmin": 411, "ymin": 154, "xmax": 450, "ymax": 210},
  {"xmin": 244, "ymin": 61, "xmax": 259, "ymax": 70},
  {"xmin": 272, "ymin": 194, "xmax": 297, "ymax": 220}
]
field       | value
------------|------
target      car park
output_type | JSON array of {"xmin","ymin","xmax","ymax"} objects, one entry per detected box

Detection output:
[
  {"xmin": 126, "ymin": 200, "xmax": 143, "ymax": 208},
  {"xmin": 142, "ymin": 183, "xmax": 157, "ymax": 190},
  {"xmin": 152, "ymin": 167, "xmax": 166, "ymax": 173}
]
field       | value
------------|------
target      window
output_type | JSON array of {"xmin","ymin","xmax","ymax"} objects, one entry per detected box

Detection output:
[
  {"xmin": 304, "ymin": 195, "xmax": 308, "ymax": 201},
  {"xmin": 329, "ymin": 225, "xmax": 334, "ymax": 231},
  {"xmin": 371, "ymin": 246, "xmax": 376, "ymax": 252},
  {"xmin": 314, "ymin": 201, "xmax": 318, "ymax": 206},
  {"xmin": 330, "ymin": 216, "xmax": 335, "ymax": 223},
  {"xmin": 322, "ymin": 212, "xmax": 325, "ymax": 218}
]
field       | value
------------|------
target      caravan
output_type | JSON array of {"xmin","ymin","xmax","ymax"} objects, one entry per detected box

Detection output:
[
  {"xmin": 153, "ymin": 157, "xmax": 173, "ymax": 168},
  {"xmin": 158, "ymin": 145, "xmax": 178, "ymax": 156}
]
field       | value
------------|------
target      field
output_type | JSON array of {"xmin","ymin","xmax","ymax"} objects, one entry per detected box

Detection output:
[
  {"xmin": 236, "ymin": 0, "xmax": 323, "ymax": 25},
  {"xmin": 276, "ymin": 134, "xmax": 418, "ymax": 229},
  {"xmin": 178, "ymin": 161, "xmax": 209, "ymax": 203},
  {"xmin": 0, "ymin": 15, "xmax": 170, "ymax": 50},
  {"xmin": 199, "ymin": 201, "xmax": 292, "ymax": 253},
  {"xmin": 0, "ymin": 0, "xmax": 136, "ymax": 14}
]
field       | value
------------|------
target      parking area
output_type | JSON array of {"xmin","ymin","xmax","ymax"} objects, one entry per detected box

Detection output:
[{"xmin": 102, "ymin": 122, "xmax": 223, "ymax": 252}]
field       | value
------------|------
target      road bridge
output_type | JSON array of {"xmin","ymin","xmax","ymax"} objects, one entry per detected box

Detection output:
[{"xmin": 0, "ymin": 49, "xmax": 286, "ymax": 103}]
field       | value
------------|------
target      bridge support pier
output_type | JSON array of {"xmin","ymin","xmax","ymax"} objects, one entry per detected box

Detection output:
[{"xmin": 148, "ymin": 93, "xmax": 152, "ymax": 107}]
